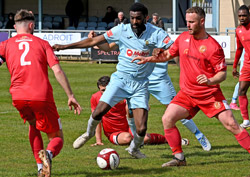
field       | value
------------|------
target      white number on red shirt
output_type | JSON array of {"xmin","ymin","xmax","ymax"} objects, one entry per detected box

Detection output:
[{"xmin": 19, "ymin": 42, "xmax": 31, "ymax": 66}]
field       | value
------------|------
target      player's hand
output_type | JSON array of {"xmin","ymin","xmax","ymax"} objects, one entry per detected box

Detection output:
[
  {"xmin": 197, "ymin": 74, "xmax": 211, "ymax": 85},
  {"xmin": 152, "ymin": 48, "xmax": 165, "ymax": 57},
  {"xmin": 232, "ymin": 68, "xmax": 239, "ymax": 78},
  {"xmin": 68, "ymin": 96, "xmax": 82, "ymax": 115},
  {"xmin": 131, "ymin": 56, "xmax": 151, "ymax": 64},
  {"xmin": 88, "ymin": 31, "xmax": 97, "ymax": 38},
  {"xmin": 91, "ymin": 142, "xmax": 104, "ymax": 146},
  {"xmin": 52, "ymin": 44, "xmax": 66, "ymax": 51}
]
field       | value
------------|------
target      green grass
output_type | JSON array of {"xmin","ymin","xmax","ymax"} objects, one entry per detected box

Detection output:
[{"xmin": 0, "ymin": 62, "xmax": 249, "ymax": 177}]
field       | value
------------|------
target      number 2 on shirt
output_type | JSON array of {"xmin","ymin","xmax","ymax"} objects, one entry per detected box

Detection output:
[{"xmin": 19, "ymin": 41, "xmax": 31, "ymax": 66}]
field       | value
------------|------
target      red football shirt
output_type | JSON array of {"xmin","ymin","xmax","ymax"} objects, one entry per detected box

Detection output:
[
  {"xmin": 90, "ymin": 91, "xmax": 129, "ymax": 134},
  {"xmin": 169, "ymin": 31, "xmax": 226, "ymax": 98},
  {"xmin": 0, "ymin": 33, "xmax": 59, "ymax": 102},
  {"xmin": 235, "ymin": 23, "xmax": 250, "ymax": 73}
]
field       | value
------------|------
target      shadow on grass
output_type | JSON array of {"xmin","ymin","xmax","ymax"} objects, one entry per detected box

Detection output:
[{"xmin": 51, "ymin": 166, "xmax": 173, "ymax": 177}]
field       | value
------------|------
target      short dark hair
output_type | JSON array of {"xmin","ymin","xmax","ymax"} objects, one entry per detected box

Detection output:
[
  {"xmin": 239, "ymin": 5, "xmax": 249, "ymax": 15},
  {"xmin": 186, "ymin": 6, "xmax": 206, "ymax": 18},
  {"xmin": 129, "ymin": 3, "xmax": 148, "ymax": 16},
  {"xmin": 97, "ymin": 76, "xmax": 110, "ymax": 89},
  {"xmin": 14, "ymin": 9, "xmax": 35, "ymax": 23}
]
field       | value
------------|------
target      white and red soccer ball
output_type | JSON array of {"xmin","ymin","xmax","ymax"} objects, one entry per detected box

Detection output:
[{"xmin": 96, "ymin": 148, "xmax": 120, "ymax": 170}]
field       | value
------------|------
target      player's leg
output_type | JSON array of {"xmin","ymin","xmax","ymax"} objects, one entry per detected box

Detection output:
[
  {"xmin": 126, "ymin": 105, "xmax": 136, "ymax": 136},
  {"xmin": 127, "ymin": 108, "xmax": 148, "ymax": 158},
  {"xmin": 230, "ymin": 82, "xmax": 240, "ymax": 110},
  {"xmin": 73, "ymin": 101, "xmax": 111, "ymax": 149},
  {"xmin": 117, "ymin": 132, "xmax": 133, "ymax": 145},
  {"xmin": 216, "ymin": 110, "xmax": 250, "ymax": 153},
  {"xmin": 28, "ymin": 119, "xmax": 44, "ymax": 175},
  {"xmin": 12, "ymin": 100, "xmax": 45, "ymax": 175},
  {"xmin": 74, "ymin": 73, "xmax": 127, "ymax": 148},
  {"xmin": 180, "ymin": 119, "xmax": 211, "ymax": 151},
  {"xmin": 238, "ymin": 81, "xmax": 250, "ymax": 128},
  {"xmin": 162, "ymin": 103, "xmax": 189, "ymax": 167}
]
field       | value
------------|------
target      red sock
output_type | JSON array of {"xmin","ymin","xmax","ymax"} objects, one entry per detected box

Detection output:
[
  {"xmin": 234, "ymin": 129, "xmax": 250, "ymax": 153},
  {"xmin": 164, "ymin": 126, "xmax": 182, "ymax": 155},
  {"xmin": 47, "ymin": 137, "xmax": 63, "ymax": 158},
  {"xmin": 29, "ymin": 125, "xmax": 44, "ymax": 163},
  {"xmin": 239, "ymin": 95, "xmax": 249, "ymax": 120},
  {"xmin": 149, "ymin": 133, "xmax": 167, "ymax": 144}
]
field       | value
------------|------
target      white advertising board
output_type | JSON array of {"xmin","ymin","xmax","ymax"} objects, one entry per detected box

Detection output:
[
  {"xmin": 169, "ymin": 34, "xmax": 231, "ymax": 59},
  {"xmin": 12, "ymin": 33, "xmax": 81, "ymax": 55}
]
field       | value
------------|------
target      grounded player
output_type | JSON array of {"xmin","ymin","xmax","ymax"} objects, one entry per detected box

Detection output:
[
  {"xmin": 0, "ymin": 10, "xmax": 82, "ymax": 177},
  {"xmin": 88, "ymin": 31, "xmax": 211, "ymax": 151},
  {"xmin": 91, "ymin": 76, "xmax": 189, "ymax": 146},
  {"xmin": 233, "ymin": 5, "xmax": 250, "ymax": 128},
  {"xmin": 53, "ymin": 3, "xmax": 173, "ymax": 159},
  {"xmin": 132, "ymin": 6, "xmax": 250, "ymax": 166}
]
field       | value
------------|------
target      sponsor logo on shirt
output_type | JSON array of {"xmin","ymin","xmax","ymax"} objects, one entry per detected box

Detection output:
[
  {"xmin": 106, "ymin": 30, "xmax": 113, "ymax": 37},
  {"xmin": 15, "ymin": 36, "xmax": 33, "ymax": 42},
  {"xmin": 126, "ymin": 49, "xmax": 150, "ymax": 58},
  {"xmin": 216, "ymin": 62, "xmax": 227, "ymax": 71},
  {"xmin": 199, "ymin": 45, "xmax": 207, "ymax": 53},
  {"xmin": 214, "ymin": 102, "xmax": 221, "ymax": 109},
  {"xmin": 163, "ymin": 36, "xmax": 171, "ymax": 44}
]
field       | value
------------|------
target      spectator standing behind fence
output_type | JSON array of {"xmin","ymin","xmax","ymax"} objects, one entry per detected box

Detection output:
[
  {"xmin": 114, "ymin": 11, "xmax": 129, "ymax": 26},
  {"xmin": 102, "ymin": 6, "xmax": 117, "ymax": 24},
  {"xmin": 151, "ymin": 13, "xmax": 165, "ymax": 30},
  {"xmin": 5, "ymin": 12, "xmax": 15, "ymax": 29},
  {"xmin": 65, "ymin": 0, "xmax": 83, "ymax": 28}
]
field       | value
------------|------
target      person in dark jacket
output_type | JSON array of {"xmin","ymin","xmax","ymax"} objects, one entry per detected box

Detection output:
[
  {"xmin": 65, "ymin": 0, "xmax": 83, "ymax": 28},
  {"xmin": 114, "ymin": 11, "xmax": 129, "ymax": 26}
]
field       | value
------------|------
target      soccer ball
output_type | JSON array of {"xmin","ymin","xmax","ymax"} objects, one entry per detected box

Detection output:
[{"xmin": 96, "ymin": 148, "xmax": 120, "ymax": 170}]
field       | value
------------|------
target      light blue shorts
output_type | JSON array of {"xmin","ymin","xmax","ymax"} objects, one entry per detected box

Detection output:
[
  {"xmin": 100, "ymin": 71, "xmax": 150, "ymax": 110},
  {"xmin": 148, "ymin": 76, "xmax": 176, "ymax": 105}
]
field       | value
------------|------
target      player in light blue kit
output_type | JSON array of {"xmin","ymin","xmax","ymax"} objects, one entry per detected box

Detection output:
[
  {"xmin": 53, "ymin": 3, "xmax": 173, "ymax": 159},
  {"xmin": 86, "ymin": 30, "xmax": 211, "ymax": 151}
]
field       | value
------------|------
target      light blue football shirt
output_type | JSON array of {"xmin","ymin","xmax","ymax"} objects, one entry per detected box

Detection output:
[
  {"xmin": 103, "ymin": 23, "xmax": 173, "ymax": 79},
  {"xmin": 148, "ymin": 62, "xmax": 170, "ymax": 82}
]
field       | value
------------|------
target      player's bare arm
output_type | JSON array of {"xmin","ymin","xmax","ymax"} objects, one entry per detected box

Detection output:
[
  {"xmin": 52, "ymin": 35, "xmax": 107, "ymax": 51},
  {"xmin": 88, "ymin": 31, "xmax": 118, "ymax": 52},
  {"xmin": 197, "ymin": 71, "xmax": 227, "ymax": 85},
  {"xmin": 232, "ymin": 34, "xmax": 244, "ymax": 78},
  {"xmin": 131, "ymin": 49, "xmax": 174, "ymax": 64},
  {"xmin": 51, "ymin": 64, "xmax": 82, "ymax": 115}
]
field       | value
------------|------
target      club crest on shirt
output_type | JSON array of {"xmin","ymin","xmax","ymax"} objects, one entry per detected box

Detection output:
[
  {"xmin": 183, "ymin": 49, "xmax": 189, "ymax": 54},
  {"xmin": 145, "ymin": 40, "xmax": 149, "ymax": 45},
  {"xmin": 242, "ymin": 36, "xmax": 245, "ymax": 41},
  {"xmin": 199, "ymin": 45, "xmax": 207, "ymax": 53},
  {"xmin": 214, "ymin": 102, "xmax": 221, "ymax": 109}
]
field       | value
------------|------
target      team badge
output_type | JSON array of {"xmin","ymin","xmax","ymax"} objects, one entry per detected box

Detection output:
[
  {"xmin": 214, "ymin": 102, "xmax": 221, "ymax": 109},
  {"xmin": 183, "ymin": 49, "xmax": 189, "ymax": 54},
  {"xmin": 145, "ymin": 40, "xmax": 149, "ymax": 45},
  {"xmin": 199, "ymin": 45, "xmax": 207, "ymax": 53},
  {"xmin": 242, "ymin": 36, "xmax": 245, "ymax": 41}
]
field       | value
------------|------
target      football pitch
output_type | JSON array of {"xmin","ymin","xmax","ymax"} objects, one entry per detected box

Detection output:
[{"xmin": 0, "ymin": 62, "xmax": 249, "ymax": 177}]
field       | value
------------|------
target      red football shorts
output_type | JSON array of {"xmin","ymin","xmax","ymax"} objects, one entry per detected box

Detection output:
[
  {"xmin": 239, "ymin": 68, "xmax": 250, "ymax": 82},
  {"xmin": 170, "ymin": 90, "xmax": 230, "ymax": 119},
  {"xmin": 12, "ymin": 100, "xmax": 61, "ymax": 133},
  {"xmin": 105, "ymin": 128, "xmax": 133, "ymax": 145}
]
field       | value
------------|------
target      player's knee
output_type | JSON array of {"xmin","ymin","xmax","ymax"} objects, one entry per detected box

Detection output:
[
  {"xmin": 136, "ymin": 127, "xmax": 147, "ymax": 136},
  {"xmin": 123, "ymin": 134, "xmax": 133, "ymax": 144}
]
